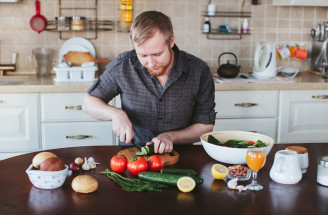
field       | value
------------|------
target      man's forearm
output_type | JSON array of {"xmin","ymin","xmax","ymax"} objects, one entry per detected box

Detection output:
[
  {"xmin": 82, "ymin": 93, "xmax": 120, "ymax": 121},
  {"xmin": 163, "ymin": 123, "xmax": 214, "ymax": 144}
]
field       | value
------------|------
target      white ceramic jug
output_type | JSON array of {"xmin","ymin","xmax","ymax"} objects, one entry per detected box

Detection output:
[{"xmin": 269, "ymin": 150, "xmax": 302, "ymax": 184}]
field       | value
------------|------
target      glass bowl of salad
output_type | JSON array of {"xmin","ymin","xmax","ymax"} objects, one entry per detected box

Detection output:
[{"xmin": 200, "ymin": 131, "xmax": 275, "ymax": 164}]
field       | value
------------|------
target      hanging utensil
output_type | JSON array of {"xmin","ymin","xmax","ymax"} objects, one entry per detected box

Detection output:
[{"xmin": 30, "ymin": 0, "xmax": 47, "ymax": 34}]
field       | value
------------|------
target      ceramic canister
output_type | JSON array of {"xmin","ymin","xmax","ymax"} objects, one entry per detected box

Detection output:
[{"xmin": 285, "ymin": 146, "xmax": 309, "ymax": 173}]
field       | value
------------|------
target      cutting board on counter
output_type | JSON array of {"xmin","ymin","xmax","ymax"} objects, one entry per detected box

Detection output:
[{"xmin": 117, "ymin": 147, "xmax": 179, "ymax": 166}]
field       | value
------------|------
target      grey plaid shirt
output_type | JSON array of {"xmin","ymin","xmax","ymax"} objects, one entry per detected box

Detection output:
[{"xmin": 88, "ymin": 44, "xmax": 216, "ymax": 147}]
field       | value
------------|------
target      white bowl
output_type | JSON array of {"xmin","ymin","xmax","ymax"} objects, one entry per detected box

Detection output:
[
  {"xmin": 200, "ymin": 131, "xmax": 275, "ymax": 164},
  {"xmin": 26, "ymin": 164, "xmax": 72, "ymax": 189}
]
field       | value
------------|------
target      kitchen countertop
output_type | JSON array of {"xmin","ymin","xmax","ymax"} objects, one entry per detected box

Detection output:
[
  {"xmin": 1, "ymin": 143, "xmax": 327, "ymax": 215},
  {"xmin": 0, "ymin": 72, "xmax": 328, "ymax": 93}
]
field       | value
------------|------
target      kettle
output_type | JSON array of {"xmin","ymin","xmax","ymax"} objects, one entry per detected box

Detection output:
[
  {"xmin": 217, "ymin": 52, "xmax": 241, "ymax": 78},
  {"xmin": 253, "ymin": 42, "xmax": 277, "ymax": 79}
]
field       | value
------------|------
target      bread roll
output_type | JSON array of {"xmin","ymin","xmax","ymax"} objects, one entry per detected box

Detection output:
[
  {"xmin": 71, "ymin": 175, "xmax": 98, "ymax": 194},
  {"xmin": 40, "ymin": 157, "xmax": 65, "ymax": 171},
  {"xmin": 32, "ymin": 152, "xmax": 57, "ymax": 169}
]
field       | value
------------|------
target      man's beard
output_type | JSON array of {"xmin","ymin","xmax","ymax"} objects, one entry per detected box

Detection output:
[{"xmin": 146, "ymin": 64, "xmax": 168, "ymax": 77}]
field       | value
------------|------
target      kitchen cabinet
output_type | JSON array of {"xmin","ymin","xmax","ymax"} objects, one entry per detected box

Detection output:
[
  {"xmin": 40, "ymin": 93, "xmax": 115, "ymax": 150},
  {"xmin": 214, "ymin": 91, "xmax": 278, "ymax": 140},
  {"xmin": 277, "ymin": 90, "xmax": 328, "ymax": 143},
  {"xmin": 0, "ymin": 93, "xmax": 40, "ymax": 159}
]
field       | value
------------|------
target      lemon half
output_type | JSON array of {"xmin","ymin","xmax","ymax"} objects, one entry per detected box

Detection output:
[
  {"xmin": 211, "ymin": 164, "xmax": 229, "ymax": 180},
  {"xmin": 177, "ymin": 176, "xmax": 196, "ymax": 192}
]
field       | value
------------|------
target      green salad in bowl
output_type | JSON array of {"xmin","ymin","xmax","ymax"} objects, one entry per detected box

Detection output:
[{"xmin": 200, "ymin": 131, "xmax": 275, "ymax": 164}]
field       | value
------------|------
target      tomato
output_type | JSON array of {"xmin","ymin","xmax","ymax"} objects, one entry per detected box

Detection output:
[
  {"xmin": 148, "ymin": 155, "xmax": 164, "ymax": 172},
  {"xmin": 110, "ymin": 155, "xmax": 128, "ymax": 173},
  {"xmin": 127, "ymin": 157, "xmax": 149, "ymax": 175},
  {"xmin": 247, "ymin": 141, "xmax": 255, "ymax": 145}
]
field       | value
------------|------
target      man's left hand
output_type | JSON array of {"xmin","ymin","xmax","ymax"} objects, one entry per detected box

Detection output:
[{"xmin": 147, "ymin": 133, "xmax": 173, "ymax": 154}]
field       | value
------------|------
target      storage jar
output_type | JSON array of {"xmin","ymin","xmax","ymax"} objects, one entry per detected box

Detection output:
[{"xmin": 317, "ymin": 155, "xmax": 328, "ymax": 186}]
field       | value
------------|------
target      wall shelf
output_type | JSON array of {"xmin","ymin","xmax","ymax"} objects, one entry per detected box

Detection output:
[
  {"xmin": 45, "ymin": 0, "xmax": 113, "ymax": 40},
  {"xmin": 202, "ymin": 11, "xmax": 251, "ymax": 18},
  {"xmin": 202, "ymin": 11, "xmax": 251, "ymax": 40}
]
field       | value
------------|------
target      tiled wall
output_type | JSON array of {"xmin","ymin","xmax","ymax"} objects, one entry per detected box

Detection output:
[{"xmin": 0, "ymin": 0, "xmax": 327, "ymax": 74}]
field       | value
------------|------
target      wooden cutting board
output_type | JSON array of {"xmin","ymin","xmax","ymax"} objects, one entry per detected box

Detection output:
[
  {"xmin": 117, "ymin": 147, "xmax": 179, "ymax": 166},
  {"xmin": 64, "ymin": 51, "xmax": 110, "ymax": 66}
]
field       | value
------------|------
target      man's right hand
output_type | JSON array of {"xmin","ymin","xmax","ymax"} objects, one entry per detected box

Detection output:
[{"xmin": 112, "ymin": 109, "xmax": 134, "ymax": 144}]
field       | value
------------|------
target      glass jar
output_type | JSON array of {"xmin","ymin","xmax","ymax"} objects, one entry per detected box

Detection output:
[
  {"xmin": 56, "ymin": 16, "xmax": 71, "ymax": 31},
  {"xmin": 121, "ymin": 0, "xmax": 132, "ymax": 10},
  {"xmin": 71, "ymin": 16, "xmax": 85, "ymax": 30},
  {"xmin": 317, "ymin": 155, "xmax": 328, "ymax": 186}
]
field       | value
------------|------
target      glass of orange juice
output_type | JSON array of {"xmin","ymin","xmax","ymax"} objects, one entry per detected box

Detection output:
[{"xmin": 246, "ymin": 149, "xmax": 266, "ymax": 191}]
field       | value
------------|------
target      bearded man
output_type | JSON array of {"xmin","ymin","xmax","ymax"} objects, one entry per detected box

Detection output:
[{"xmin": 83, "ymin": 11, "xmax": 216, "ymax": 153}]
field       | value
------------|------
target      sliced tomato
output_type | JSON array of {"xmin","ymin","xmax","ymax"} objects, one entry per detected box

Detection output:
[
  {"xmin": 110, "ymin": 155, "xmax": 128, "ymax": 173},
  {"xmin": 127, "ymin": 156, "xmax": 149, "ymax": 175},
  {"xmin": 148, "ymin": 155, "xmax": 164, "ymax": 172},
  {"xmin": 247, "ymin": 141, "xmax": 255, "ymax": 145}
]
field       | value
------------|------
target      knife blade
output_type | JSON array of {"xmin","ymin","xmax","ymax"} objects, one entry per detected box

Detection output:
[{"xmin": 130, "ymin": 138, "xmax": 141, "ymax": 150}]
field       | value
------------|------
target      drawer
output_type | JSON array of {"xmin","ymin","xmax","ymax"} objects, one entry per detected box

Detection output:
[
  {"xmin": 41, "ymin": 93, "xmax": 111, "ymax": 122},
  {"xmin": 0, "ymin": 94, "xmax": 29, "ymax": 106},
  {"xmin": 214, "ymin": 118, "xmax": 277, "ymax": 141},
  {"xmin": 41, "ymin": 121, "xmax": 114, "ymax": 149},
  {"xmin": 215, "ymin": 91, "xmax": 279, "ymax": 118}
]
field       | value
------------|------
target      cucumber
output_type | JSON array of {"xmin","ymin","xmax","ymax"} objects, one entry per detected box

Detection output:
[
  {"xmin": 138, "ymin": 172, "xmax": 203, "ymax": 186},
  {"xmin": 140, "ymin": 145, "xmax": 155, "ymax": 155},
  {"xmin": 160, "ymin": 168, "xmax": 197, "ymax": 176}
]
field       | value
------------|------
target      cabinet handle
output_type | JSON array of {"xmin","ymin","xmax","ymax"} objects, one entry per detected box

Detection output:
[
  {"xmin": 235, "ymin": 103, "xmax": 258, "ymax": 107},
  {"xmin": 65, "ymin": 105, "xmax": 82, "ymax": 110},
  {"xmin": 66, "ymin": 135, "xmax": 93, "ymax": 139},
  {"xmin": 312, "ymin": 95, "xmax": 328, "ymax": 99}
]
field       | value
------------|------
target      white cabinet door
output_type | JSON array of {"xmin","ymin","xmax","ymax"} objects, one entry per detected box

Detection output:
[
  {"xmin": 214, "ymin": 118, "xmax": 277, "ymax": 141},
  {"xmin": 215, "ymin": 91, "xmax": 279, "ymax": 118},
  {"xmin": 42, "ymin": 121, "xmax": 114, "ymax": 149},
  {"xmin": 278, "ymin": 90, "xmax": 328, "ymax": 143},
  {"xmin": 0, "ymin": 93, "xmax": 39, "ymax": 152}
]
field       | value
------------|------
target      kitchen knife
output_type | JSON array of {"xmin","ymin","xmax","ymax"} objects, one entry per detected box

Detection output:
[{"xmin": 130, "ymin": 138, "xmax": 141, "ymax": 150}]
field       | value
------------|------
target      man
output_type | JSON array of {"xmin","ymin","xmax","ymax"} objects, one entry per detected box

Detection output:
[{"xmin": 82, "ymin": 11, "xmax": 216, "ymax": 154}]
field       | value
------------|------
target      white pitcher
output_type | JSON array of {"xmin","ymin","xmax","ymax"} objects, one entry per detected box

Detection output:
[{"xmin": 269, "ymin": 150, "xmax": 302, "ymax": 184}]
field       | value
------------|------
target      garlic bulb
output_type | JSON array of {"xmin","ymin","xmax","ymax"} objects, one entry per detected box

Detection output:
[
  {"xmin": 87, "ymin": 157, "xmax": 95, "ymax": 164},
  {"xmin": 227, "ymin": 178, "xmax": 247, "ymax": 192},
  {"xmin": 227, "ymin": 178, "xmax": 238, "ymax": 189},
  {"xmin": 89, "ymin": 162, "xmax": 97, "ymax": 169},
  {"xmin": 82, "ymin": 157, "xmax": 91, "ymax": 171}
]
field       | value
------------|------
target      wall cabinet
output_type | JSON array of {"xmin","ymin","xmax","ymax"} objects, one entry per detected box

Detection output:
[
  {"xmin": 277, "ymin": 90, "xmax": 328, "ymax": 143},
  {"xmin": 0, "ymin": 93, "xmax": 40, "ymax": 159},
  {"xmin": 214, "ymin": 91, "xmax": 279, "ymax": 141}
]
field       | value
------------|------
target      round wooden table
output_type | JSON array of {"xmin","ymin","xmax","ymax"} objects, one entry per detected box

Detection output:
[{"xmin": 1, "ymin": 144, "xmax": 327, "ymax": 215}]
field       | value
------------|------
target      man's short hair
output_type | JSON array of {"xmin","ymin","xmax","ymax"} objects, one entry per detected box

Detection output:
[{"xmin": 130, "ymin": 11, "xmax": 174, "ymax": 46}]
